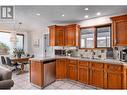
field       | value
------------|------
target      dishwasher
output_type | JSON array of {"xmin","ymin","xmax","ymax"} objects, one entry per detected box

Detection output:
[{"xmin": 43, "ymin": 59, "xmax": 56, "ymax": 87}]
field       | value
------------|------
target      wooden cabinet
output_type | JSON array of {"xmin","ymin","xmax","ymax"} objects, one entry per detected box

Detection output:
[
  {"xmin": 56, "ymin": 59, "xmax": 67, "ymax": 79},
  {"xmin": 104, "ymin": 64, "xmax": 123, "ymax": 89},
  {"xmin": 90, "ymin": 62, "xmax": 104, "ymax": 88},
  {"xmin": 65, "ymin": 24, "xmax": 80, "ymax": 46},
  {"xmin": 67, "ymin": 59, "xmax": 78, "ymax": 80},
  {"xmin": 49, "ymin": 24, "xmax": 80, "ymax": 46},
  {"xmin": 30, "ymin": 61, "xmax": 43, "ymax": 87},
  {"xmin": 78, "ymin": 61, "xmax": 89, "ymax": 84},
  {"xmin": 111, "ymin": 15, "xmax": 127, "ymax": 46},
  {"xmin": 49, "ymin": 25, "xmax": 65, "ymax": 46}
]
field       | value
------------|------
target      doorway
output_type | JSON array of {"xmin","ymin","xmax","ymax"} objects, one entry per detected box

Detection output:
[{"xmin": 44, "ymin": 34, "xmax": 53, "ymax": 57}]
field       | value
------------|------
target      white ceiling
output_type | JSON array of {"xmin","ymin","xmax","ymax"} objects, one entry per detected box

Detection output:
[{"xmin": 0, "ymin": 6, "xmax": 127, "ymax": 32}]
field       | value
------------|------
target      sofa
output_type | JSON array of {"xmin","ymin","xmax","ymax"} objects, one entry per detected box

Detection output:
[{"xmin": 0, "ymin": 66, "xmax": 14, "ymax": 89}]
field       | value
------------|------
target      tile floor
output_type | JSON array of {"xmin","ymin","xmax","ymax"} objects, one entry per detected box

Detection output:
[{"xmin": 12, "ymin": 72, "xmax": 100, "ymax": 90}]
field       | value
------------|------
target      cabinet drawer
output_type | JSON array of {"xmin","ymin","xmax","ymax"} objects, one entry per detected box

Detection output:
[
  {"xmin": 79, "ymin": 61, "xmax": 89, "ymax": 67},
  {"xmin": 69, "ymin": 60, "xmax": 77, "ymax": 65},
  {"xmin": 107, "ymin": 64, "xmax": 122, "ymax": 72},
  {"xmin": 91, "ymin": 62, "xmax": 104, "ymax": 69}
]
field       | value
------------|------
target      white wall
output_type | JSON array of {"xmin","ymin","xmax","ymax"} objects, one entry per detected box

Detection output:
[
  {"xmin": 78, "ymin": 16, "xmax": 111, "ymax": 27},
  {"xmin": 30, "ymin": 28, "xmax": 51, "ymax": 57}
]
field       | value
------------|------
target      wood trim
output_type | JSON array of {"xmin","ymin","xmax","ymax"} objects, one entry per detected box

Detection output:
[
  {"xmin": 94, "ymin": 28, "xmax": 97, "ymax": 48},
  {"xmin": 111, "ymin": 14, "xmax": 127, "ymax": 20},
  {"xmin": 80, "ymin": 23, "xmax": 111, "ymax": 29}
]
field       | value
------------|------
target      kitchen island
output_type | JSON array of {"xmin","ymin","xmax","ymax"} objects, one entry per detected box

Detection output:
[{"xmin": 29, "ymin": 56, "xmax": 127, "ymax": 89}]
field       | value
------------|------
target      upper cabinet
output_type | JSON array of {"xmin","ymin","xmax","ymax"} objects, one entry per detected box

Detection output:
[
  {"xmin": 49, "ymin": 24, "xmax": 80, "ymax": 46},
  {"xmin": 65, "ymin": 24, "xmax": 80, "ymax": 46},
  {"xmin": 111, "ymin": 15, "xmax": 127, "ymax": 46},
  {"xmin": 49, "ymin": 25, "xmax": 65, "ymax": 46}
]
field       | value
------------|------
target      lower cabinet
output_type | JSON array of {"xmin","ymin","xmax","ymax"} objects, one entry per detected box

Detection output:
[
  {"xmin": 78, "ymin": 61, "xmax": 89, "ymax": 84},
  {"xmin": 67, "ymin": 59, "xmax": 78, "ymax": 81},
  {"xmin": 30, "ymin": 61, "xmax": 43, "ymax": 87},
  {"xmin": 56, "ymin": 59, "xmax": 67, "ymax": 79},
  {"xmin": 90, "ymin": 62, "xmax": 104, "ymax": 88},
  {"xmin": 104, "ymin": 64, "xmax": 123, "ymax": 89},
  {"xmin": 55, "ymin": 58, "xmax": 125, "ymax": 89}
]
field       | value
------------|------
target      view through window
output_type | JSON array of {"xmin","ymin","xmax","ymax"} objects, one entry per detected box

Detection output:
[{"xmin": 0, "ymin": 32, "xmax": 24, "ymax": 55}]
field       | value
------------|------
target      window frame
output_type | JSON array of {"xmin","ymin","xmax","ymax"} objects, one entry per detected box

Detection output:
[
  {"xmin": 79, "ymin": 26, "xmax": 96, "ymax": 49},
  {"xmin": 79, "ymin": 23, "xmax": 112, "ymax": 49},
  {"xmin": 95, "ymin": 24, "xmax": 112, "ymax": 48}
]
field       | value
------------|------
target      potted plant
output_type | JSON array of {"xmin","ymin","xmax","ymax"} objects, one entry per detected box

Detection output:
[{"xmin": 13, "ymin": 48, "xmax": 24, "ymax": 58}]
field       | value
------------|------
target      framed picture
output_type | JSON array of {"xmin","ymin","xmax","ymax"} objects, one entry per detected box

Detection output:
[{"xmin": 33, "ymin": 39, "xmax": 39, "ymax": 47}]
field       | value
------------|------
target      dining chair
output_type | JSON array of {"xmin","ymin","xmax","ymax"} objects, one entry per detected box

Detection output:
[
  {"xmin": 1, "ymin": 56, "xmax": 6, "ymax": 65},
  {"xmin": 31, "ymin": 54, "xmax": 34, "ymax": 58},
  {"xmin": 23, "ymin": 54, "xmax": 34, "ymax": 71},
  {"xmin": 6, "ymin": 57, "xmax": 20, "ymax": 71}
]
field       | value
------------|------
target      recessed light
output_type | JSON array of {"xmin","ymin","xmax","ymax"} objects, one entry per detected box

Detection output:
[
  {"xmin": 84, "ymin": 8, "xmax": 89, "ymax": 11},
  {"xmin": 84, "ymin": 15, "xmax": 89, "ymax": 18},
  {"xmin": 62, "ymin": 14, "xmax": 65, "ymax": 17},
  {"xmin": 97, "ymin": 12, "xmax": 101, "ymax": 16},
  {"xmin": 36, "ymin": 13, "xmax": 40, "ymax": 16}
]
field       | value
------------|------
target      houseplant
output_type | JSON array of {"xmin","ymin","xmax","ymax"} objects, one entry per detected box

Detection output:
[{"xmin": 13, "ymin": 48, "xmax": 24, "ymax": 58}]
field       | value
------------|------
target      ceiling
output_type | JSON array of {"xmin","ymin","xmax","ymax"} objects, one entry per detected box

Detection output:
[{"xmin": 0, "ymin": 5, "xmax": 127, "ymax": 32}]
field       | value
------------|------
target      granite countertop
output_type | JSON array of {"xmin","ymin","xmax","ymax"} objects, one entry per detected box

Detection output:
[
  {"xmin": 29, "ymin": 56, "xmax": 127, "ymax": 65},
  {"xmin": 29, "ymin": 57, "xmax": 56, "ymax": 62}
]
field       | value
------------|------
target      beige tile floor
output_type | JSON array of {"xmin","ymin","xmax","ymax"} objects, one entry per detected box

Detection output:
[{"xmin": 12, "ymin": 72, "xmax": 99, "ymax": 90}]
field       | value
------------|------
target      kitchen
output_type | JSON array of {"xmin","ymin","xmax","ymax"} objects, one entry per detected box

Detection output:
[
  {"xmin": 0, "ymin": 6, "xmax": 127, "ymax": 90},
  {"xmin": 29, "ymin": 7, "xmax": 127, "ymax": 89}
]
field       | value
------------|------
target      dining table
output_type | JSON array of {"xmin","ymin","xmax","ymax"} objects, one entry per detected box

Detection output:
[{"xmin": 11, "ymin": 57, "xmax": 30, "ymax": 75}]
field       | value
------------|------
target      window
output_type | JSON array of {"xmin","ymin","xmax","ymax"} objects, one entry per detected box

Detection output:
[
  {"xmin": 80, "ymin": 24, "xmax": 111, "ymax": 49},
  {"xmin": 96, "ymin": 26, "xmax": 111, "ymax": 48},
  {"xmin": 0, "ymin": 32, "xmax": 24, "ymax": 55},
  {"xmin": 80, "ymin": 28, "xmax": 94, "ymax": 48},
  {"xmin": 17, "ymin": 34, "xmax": 24, "ymax": 49}
]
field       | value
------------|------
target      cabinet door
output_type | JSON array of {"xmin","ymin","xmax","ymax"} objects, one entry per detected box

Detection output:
[
  {"xmin": 56, "ymin": 26, "xmax": 65, "ymax": 46},
  {"xmin": 67, "ymin": 60, "xmax": 78, "ymax": 80},
  {"xmin": 66, "ymin": 25, "xmax": 75, "ymax": 46},
  {"xmin": 56, "ymin": 59, "xmax": 67, "ymax": 79},
  {"xmin": 112, "ymin": 15, "xmax": 127, "ymax": 46},
  {"xmin": 49, "ymin": 26, "xmax": 56, "ymax": 46},
  {"xmin": 65, "ymin": 24, "xmax": 79, "ymax": 46},
  {"xmin": 106, "ymin": 72, "xmax": 122, "ymax": 89},
  {"xmin": 78, "ymin": 61, "xmax": 89, "ymax": 84},
  {"xmin": 90, "ymin": 62, "xmax": 104, "ymax": 88},
  {"xmin": 30, "ymin": 61, "xmax": 43, "ymax": 87},
  {"xmin": 104, "ymin": 64, "xmax": 123, "ymax": 89}
]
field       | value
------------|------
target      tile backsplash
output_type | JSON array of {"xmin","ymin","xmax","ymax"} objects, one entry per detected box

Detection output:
[
  {"xmin": 71, "ymin": 49, "xmax": 112, "ymax": 60},
  {"xmin": 54, "ymin": 46, "xmax": 127, "ymax": 60}
]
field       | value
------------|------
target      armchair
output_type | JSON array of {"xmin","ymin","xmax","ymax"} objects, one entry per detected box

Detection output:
[{"xmin": 0, "ymin": 66, "xmax": 14, "ymax": 89}]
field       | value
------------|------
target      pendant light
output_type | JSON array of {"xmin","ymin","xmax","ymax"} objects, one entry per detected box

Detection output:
[{"xmin": 10, "ymin": 22, "xmax": 22, "ymax": 42}]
